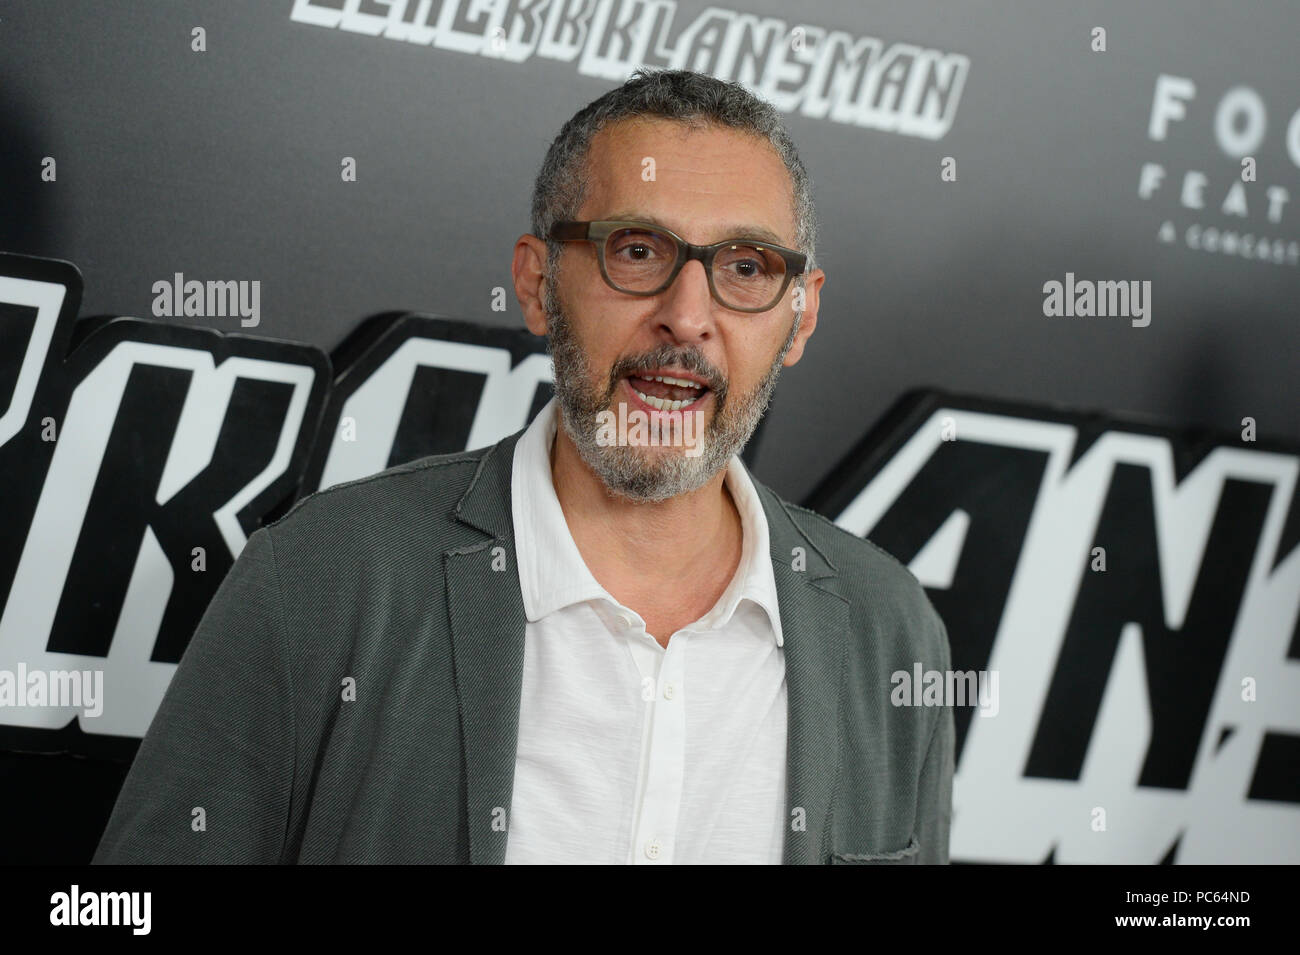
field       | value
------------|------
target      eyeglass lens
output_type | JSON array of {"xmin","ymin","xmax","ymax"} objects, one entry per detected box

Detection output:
[{"xmin": 604, "ymin": 226, "xmax": 788, "ymax": 310}]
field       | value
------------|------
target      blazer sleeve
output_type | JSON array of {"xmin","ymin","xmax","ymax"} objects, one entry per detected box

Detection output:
[
  {"xmin": 92, "ymin": 526, "xmax": 296, "ymax": 864},
  {"xmin": 914, "ymin": 612, "xmax": 955, "ymax": 864}
]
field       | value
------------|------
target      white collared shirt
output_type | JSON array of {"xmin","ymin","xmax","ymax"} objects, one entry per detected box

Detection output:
[{"xmin": 503, "ymin": 398, "xmax": 788, "ymax": 864}]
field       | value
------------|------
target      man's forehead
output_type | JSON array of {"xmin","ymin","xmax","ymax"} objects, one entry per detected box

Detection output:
[{"xmin": 580, "ymin": 116, "xmax": 797, "ymax": 245}]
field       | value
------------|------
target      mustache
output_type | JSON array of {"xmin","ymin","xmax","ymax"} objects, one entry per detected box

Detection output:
[{"xmin": 606, "ymin": 352, "xmax": 727, "ymax": 401}]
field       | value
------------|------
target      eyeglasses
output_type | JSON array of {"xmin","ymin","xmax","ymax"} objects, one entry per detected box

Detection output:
[{"xmin": 548, "ymin": 220, "xmax": 807, "ymax": 313}]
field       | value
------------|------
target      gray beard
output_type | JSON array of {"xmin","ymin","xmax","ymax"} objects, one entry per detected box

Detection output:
[{"xmin": 542, "ymin": 275, "xmax": 800, "ymax": 503}]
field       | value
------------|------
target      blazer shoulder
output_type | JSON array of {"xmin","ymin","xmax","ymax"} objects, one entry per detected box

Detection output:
[
  {"xmin": 779, "ymin": 496, "xmax": 925, "ymax": 593},
  {"xmin": 772, "ymin": 493, "xmax": 947, "ymax": 655},
  {"xmin": 264, "ymin": 446, "xmax": 491, "ymax": 535}
]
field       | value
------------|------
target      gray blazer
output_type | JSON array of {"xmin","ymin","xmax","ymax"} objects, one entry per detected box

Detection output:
[{"xmin": 92, "ymin": 428, "xmax": 954, "ymax": 864}]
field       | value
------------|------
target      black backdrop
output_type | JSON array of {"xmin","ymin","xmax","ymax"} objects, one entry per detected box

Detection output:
[{"xmin": 1, "ymin": 0, "xmax": 1296, "ymax": 864}]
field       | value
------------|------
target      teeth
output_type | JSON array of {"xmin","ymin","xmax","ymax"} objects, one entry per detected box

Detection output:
[
  {"xmin": 644, "ymin": 374, "xmax": 703, "ymax": 390},
  {"xmin": 632, "ymin": 387, "xmax": 700, "ymax": 411}
]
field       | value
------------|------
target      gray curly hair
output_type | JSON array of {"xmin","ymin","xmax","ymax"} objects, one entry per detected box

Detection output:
[{"xmin": 530, "ymin": 68, "xmax": 818, "ymax": 283}]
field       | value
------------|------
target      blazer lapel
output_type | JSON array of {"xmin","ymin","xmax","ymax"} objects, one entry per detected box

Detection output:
[
  {"xmin": 444, "ymin": 431, "xmax": 528, "ymax": 864},
  {"xmin": 756, "ymin": 484, "xmax": 850, "ymax": 865}
]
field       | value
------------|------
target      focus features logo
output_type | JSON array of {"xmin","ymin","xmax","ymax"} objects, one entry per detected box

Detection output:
[{"xmin": 1140, "ymin": 73, "xmax": 1299, "ymax": 266}]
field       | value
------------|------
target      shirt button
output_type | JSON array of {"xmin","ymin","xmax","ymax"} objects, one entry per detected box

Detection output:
[
  {"xmin": 644, "ymin": 839, "xmax": 662, "ymax": 860},
  {"xmin": 663, "ymin": 683, "xmax": 676, "ymax": 700}
]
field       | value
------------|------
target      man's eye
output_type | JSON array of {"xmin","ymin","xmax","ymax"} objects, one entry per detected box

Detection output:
[
  {"xmin": 716, "ymin": 244, "xmax": 782, "ymax": 281},
  {"xmin": 725, "ymin": 257, "xmax": 769, "ymax": 278},
  {"xmin": 615, "ymin": 242, "xmax": 657, "ymax": 260}
]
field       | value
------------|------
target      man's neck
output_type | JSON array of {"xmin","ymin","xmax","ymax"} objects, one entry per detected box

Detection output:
[{"xmin": 549, "ymin": 422, "xmax": 744, "ymax": 636}]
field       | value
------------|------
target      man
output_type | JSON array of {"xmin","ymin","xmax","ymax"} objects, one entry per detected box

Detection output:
[{"xmin": 93, "ymin": 68, "xmax": 953, "ymax": 865}]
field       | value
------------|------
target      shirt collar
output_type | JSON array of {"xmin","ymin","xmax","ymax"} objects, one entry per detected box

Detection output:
[{"xmin": 510, "ymin": 398, "xmax": 783, "ymax": 646}]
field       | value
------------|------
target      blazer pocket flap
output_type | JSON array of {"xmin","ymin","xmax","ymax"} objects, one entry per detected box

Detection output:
[{"xmin": 830, "ymin": 834, "xmax": 920, "ymax": 864}]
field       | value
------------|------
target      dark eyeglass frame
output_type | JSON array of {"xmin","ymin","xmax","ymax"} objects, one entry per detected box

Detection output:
[{"xmin": 548, "ymin": 219, "xmax": 807, "ymax": 314}]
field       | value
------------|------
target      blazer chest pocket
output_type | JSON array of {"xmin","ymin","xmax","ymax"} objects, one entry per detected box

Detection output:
[{"xmin": 830, "ymin": 834, "xmax": 920, "ymax": 865}]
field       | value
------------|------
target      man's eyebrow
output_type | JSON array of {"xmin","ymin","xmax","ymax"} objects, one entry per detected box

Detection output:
[{"xmin": 605, "ymin": 212, "xmax": 789, "ymax": 247}]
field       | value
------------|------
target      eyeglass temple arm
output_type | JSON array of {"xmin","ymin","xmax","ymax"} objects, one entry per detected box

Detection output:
[{"xmin": 548, "ymin": 221, "xmax": 590, "ymax": 241}]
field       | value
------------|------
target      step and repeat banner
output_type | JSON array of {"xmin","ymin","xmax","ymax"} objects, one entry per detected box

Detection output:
[{"xmin": 0, "ymin": 0, "xmax": 1296, "ymax": 863}]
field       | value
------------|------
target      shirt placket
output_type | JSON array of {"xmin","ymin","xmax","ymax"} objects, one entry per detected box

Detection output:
[{"xmin": 626, "ymin": 629, "xmax": 688, "ymax": 865}]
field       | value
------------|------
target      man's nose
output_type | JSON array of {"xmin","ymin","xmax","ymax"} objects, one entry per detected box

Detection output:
[{"xmin": 655, "ymin": 259, "xmax": 718, "ymax": 341}]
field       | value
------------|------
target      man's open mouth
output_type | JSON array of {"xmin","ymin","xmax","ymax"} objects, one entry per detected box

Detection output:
[{"xmin": 623, "ymin": 372, "xmax": 710, "ymax": 412}]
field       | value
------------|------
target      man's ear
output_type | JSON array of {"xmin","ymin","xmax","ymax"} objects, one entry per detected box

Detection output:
[
  {"xmin": 513, "ymin": 234, "xmax": 551, "ymax": 336},
  {"xmin": 781, "ymin": 267, "xmax": 825, "ymax": 367}
]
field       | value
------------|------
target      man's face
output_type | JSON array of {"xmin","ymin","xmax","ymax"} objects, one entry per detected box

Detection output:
[{"xmin": 523, "ymin": 116, "xmax": 822, "ymax": 502}]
